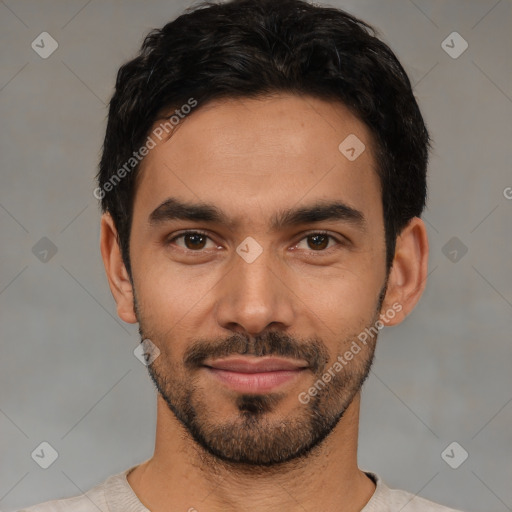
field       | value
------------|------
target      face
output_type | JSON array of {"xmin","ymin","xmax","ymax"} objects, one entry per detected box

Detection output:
[{"xmin": 128, "ymin": 94, "xmax": 389, "ymax": 466}]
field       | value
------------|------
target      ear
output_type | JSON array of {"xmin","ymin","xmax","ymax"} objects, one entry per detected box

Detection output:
[
  {"xmin": 380, "ymin": 217, "xmax": 429, "ymax": 326},
  {"xmin": 99, "ymin": 213, "xmax": 137, "ymax": 324}
]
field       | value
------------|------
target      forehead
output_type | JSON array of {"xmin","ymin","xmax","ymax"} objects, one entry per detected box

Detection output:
[{"xmin": 134, "ymin": 94, "xmax": 381, "ymax": 229}]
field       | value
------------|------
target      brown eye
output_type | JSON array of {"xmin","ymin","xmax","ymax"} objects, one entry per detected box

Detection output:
[
  {"xmin": 169, "ymin": 231, "xmax": 216, "ymax": 251},
  {"xmin": 183, "ymin": 233, "xmax": 207, "ymax": 250},
  {"xmin": 307, "ymin": 234, "xmax": 330, "ymax": 250},
  {"xmin": 294, "ymin": 232, "xmax": 341, "ymax": 252}
]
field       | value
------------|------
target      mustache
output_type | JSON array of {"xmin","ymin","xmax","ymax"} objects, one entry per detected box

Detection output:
[{"xmin": 183, "ymin": 331, "xmax": 330, "ymax": 375}]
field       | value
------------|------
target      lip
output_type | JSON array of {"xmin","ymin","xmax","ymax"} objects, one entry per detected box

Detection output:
[
  {"xmin": 203, "ymin": 357, "xmax": 308, "ymax": 393},
  {"xmin": 204, "ymin": 356, "xmax": 309, "ymax": 373}
]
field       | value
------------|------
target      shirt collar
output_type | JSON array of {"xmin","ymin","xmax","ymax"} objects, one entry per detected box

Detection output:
[{"xmin": 104, "ymin": 465, "xmax": 389, "ymax": 512}]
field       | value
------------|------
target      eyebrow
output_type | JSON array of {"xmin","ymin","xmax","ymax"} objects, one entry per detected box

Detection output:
[{"xmin": 148, "ymin": 197, "xmax": 366, "ymax": 231}]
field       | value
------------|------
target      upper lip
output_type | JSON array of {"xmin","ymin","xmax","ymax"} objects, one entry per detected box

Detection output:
[{"xmin": 204, "ymin": 357, "xmax": 309, "ymax": 373}]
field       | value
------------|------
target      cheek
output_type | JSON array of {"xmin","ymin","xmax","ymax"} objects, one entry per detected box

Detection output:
[
  {"xmin": 133, "ymin": 258, "xmax": 224, "ymax": 331},
  {"xmin": 290, "ymin": 264, "xmax": 382, "ymax": 337},
  {"xmin": 132, "ymin": 236, "xmax": 384, "ymax": 344}
]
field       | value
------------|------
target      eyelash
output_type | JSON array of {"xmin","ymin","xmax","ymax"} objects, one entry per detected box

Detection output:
[{"xmin": 166, "ymin": 230, "xmax": 345, "ymax": 253}]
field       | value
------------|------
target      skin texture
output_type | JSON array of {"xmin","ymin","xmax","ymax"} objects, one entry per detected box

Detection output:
[{"xmin": 100, "ymin": 94, "xmax": 429, "ymax": 512}]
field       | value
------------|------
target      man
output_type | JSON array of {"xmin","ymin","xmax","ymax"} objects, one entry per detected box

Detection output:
[{"xmin": 21, "ymin": 0, "xmax": 464, "ymax": 510}]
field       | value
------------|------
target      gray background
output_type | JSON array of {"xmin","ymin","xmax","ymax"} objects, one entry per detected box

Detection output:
[{"xmin": 1, "ymin": 0, "xmax": 511, "ymax": 511}]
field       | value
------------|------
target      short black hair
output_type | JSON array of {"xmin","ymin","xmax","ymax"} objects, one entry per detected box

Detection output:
[{"xmin": 97, "ymin": 0, "xmax": 431, "ymax": 278}]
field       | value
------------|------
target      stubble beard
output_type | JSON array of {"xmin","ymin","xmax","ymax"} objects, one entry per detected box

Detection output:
[{"xmin": 134, "ymin": 295, "xmax": 382, "ymax": 469}]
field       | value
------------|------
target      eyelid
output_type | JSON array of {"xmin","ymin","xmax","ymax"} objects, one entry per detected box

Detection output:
[
  {"xmin": 298, "ymin": 229, "xmax": 346, "ymax": 241},
  {"xmin": 168, "ymin": 229, "xmax": 211, "ymax": 240}
]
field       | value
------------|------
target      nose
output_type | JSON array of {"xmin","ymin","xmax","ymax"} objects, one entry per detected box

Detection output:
[{"xmin": 214, "ymin": 246, "xmax": 296, "ymax": 337}]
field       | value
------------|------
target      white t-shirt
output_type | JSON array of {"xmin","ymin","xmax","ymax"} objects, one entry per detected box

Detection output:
[{"xmin": 18, "ymin": 465, "xmax": 464, "ymax": 511}]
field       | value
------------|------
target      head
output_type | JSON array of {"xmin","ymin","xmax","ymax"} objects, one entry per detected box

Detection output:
[{"xmin": 99, "ymin": 0, "xmax": 430, "ymax": 467}]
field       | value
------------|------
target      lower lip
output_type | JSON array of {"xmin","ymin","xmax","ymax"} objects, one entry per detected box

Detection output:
[{"xmin": 204, "ymin": 367, "xmax": 306, "ymax": 393}]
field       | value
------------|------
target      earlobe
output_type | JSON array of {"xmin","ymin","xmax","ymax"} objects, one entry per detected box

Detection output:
[
  {"xmin": 99, "ymin": 213, "xmax": 138, "ymax": 324},
  {"xmin": 381, "ymin": 217, "xmax": 429, "ymax": 326}
]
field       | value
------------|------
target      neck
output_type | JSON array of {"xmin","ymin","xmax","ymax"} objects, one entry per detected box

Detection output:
[{"xmin": 128, "ymin": 392, "xmax": 375, "ymax": 512}]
